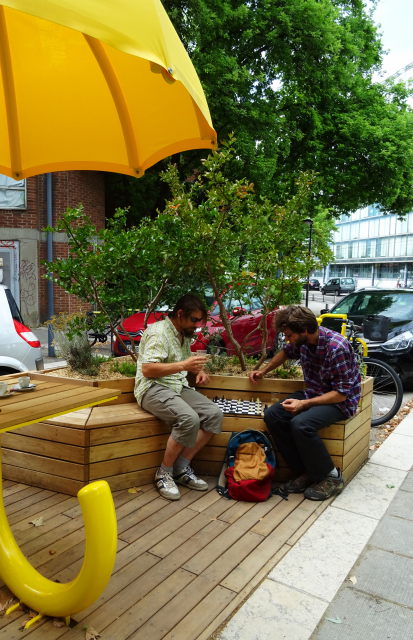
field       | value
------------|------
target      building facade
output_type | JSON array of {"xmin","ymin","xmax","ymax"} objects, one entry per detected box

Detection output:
[
  {"xmin": 0, "ymin": 171, "xmax": 106, "ymax": 326},
  {"xmin": 315, "ymin": 205, "xmax": 413, "ymax": 289}
]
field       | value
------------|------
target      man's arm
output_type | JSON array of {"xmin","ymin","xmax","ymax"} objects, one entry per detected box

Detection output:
[
  {"xmin": 282, "ymin": 390, "xmax": 346, "ymax": 414},
  {"xmin": 249, "ymin": 349, "xmax": 288, "ymax": 382},
  {"xmin": 142, "ymin": 355, "xmax": 207, "ymax": 378}
]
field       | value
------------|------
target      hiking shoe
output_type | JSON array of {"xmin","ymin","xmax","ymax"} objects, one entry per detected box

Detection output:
[
  {"xmin": 154, "ymin": 468, "xmax": 181, "ymax": 501},
  {"xmin": 281, "ymin": 473, "xmax": 312, "ymax": 494},
  {"xmin": 304, "ymin": 469, "xmax": 344, "ymax": 501},
  {"xmin": 174, "ymin": 465, "xmax": 208, "ymax": 491}
]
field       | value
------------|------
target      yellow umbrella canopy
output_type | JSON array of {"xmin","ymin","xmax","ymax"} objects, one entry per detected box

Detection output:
[{"xmin": 0, "ymin": 0, "xmax": 216, "ymax": 179}]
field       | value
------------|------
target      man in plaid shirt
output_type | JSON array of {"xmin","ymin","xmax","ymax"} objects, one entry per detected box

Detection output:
[{"xmin": 249, "ymin": 305, "xmax": 361, "ymax": 500}]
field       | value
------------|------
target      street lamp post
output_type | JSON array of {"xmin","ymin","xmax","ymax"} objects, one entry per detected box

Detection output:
[{"xmin": 304, "ymin": 218, "xmax": 313, "ymax": 308}]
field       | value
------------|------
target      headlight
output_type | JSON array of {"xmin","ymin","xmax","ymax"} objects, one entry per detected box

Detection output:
[{"xmin": 382, "ymin": 330, "xmax": 413, "ymax": 352}]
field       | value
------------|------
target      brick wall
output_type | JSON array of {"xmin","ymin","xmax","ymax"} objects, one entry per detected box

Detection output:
[{"xmin": 0, "ymin": 171, "xmax": 106, "ymax": 322}]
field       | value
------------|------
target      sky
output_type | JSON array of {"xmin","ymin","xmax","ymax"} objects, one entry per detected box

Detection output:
[{"xmin": 371, "ymin": 0, "xmax": 413, "ymax": 79}]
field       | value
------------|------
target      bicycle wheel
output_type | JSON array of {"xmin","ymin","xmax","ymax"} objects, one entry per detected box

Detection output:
[{"xmin": 364, "ymin": 357, "xmax": 403, "ymax": 427}]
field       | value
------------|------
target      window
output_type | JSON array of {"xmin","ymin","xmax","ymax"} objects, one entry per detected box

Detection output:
[{"xmin": 0, "ymin": 175, "xmax": 26, "ymax": 209}]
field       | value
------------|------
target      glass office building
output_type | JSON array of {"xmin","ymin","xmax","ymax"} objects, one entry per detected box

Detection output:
[{"xmin": 316, "ymin": 205, "xmax": 413, "ymax": 288}]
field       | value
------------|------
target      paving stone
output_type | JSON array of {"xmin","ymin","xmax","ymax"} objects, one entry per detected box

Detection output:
[
  {"xmin": 400, "ymin": 469, "xmax": 413, "ymax": 493},
  {"xmin": 312, "ymin": 586, "xmax": 413, "ymax": 640},
  {"xmin": 353, "ymin": 547, "xmax": 413, "ymax": 607},
  {"xmin": 370, "ymin": 434, "xmax": 413, "ymax": 472},
  {"xmin": 370, "ymin": 514, "xmax": 413, "ymax": 557},
  {"xmin": 387, "ymin": 488, "xmax": 413, "ymax": 520},
  {"xmin": 219, "ymin": 579, "xmax": 327, "ymax": 640}
]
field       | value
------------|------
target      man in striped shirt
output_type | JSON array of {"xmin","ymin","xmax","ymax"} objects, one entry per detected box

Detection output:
[
  {"xmin": 135, "ymin": 294, "xmax": 223, "ymax": 501},
  {"xmin": 250, "ymin": 305, "xmax": 361, "ymax": 500}
]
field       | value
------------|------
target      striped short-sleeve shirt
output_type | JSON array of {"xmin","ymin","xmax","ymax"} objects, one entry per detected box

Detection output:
[{"xmin": 134, "ymin": 317, "xmax": 192, "ymax": 405}]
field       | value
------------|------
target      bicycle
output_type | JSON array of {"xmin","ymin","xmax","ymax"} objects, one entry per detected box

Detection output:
[
  {"xmin": 86, "ymin": 311, "xmax": 115, "ymax": 347},
  {"xmin": 317, "ymin": 313, "xmax": 403, "ymax": 427}
]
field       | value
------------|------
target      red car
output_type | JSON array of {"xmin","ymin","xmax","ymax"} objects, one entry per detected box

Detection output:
[{"xmin": 112, "ymin": 297, "xmax": 278, "ymax": 357}]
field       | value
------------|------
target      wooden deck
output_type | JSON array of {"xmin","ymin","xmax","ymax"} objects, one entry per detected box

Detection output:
[{"xmin": 0, "ymin": 476, "xmax": 334, "ymax": 640}]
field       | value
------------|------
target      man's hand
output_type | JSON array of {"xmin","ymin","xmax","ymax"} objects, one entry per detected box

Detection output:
[
  {"xmin": 249, "ymin": 370, "xmax": 264, "ymax": 384},
  {"xmin": 183, "ymin": 355, "xmax": 208, "ymax": 374},
  {"xmin": 196, "ymin": 370, "xmax": 209, "ymax": 385},
  {"xmin": 281, "ymin": 398, "xmax": 306, "ymax": 414}
]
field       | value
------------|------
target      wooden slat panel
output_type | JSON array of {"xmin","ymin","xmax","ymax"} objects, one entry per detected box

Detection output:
[
  {"xmin": 2, "ymin": 465, "xmax": 83, "ymax": 495},
  {"xmin": 2, "ymin": 449, "xmax": 87, "ymax": 481},
  {"xmin": 90, "ymin": 434, "xmax": 169, "ymax": 463},
  {"xmin": 1, "ymin": 433, "xmax": 86, "ymax": 464},
  {"xmin": 198, "ymin": 375, "xmax": 305, "ymax": 393},
  {"xmin": 332, "ymin": 431, "xmax": 370, "ymax": 472},
  {"xmin": 89, "ymin": 451, "xmax": 163, "ymax": 479},
  {"xmin": 14, "ymin": 421, "xmax": 88, "ymax": 445},
  {"xmin": 89, "ymin": 420, "xmax": 169, "ymax": 445},
  {"xmin": 46, "ymin": 409, "xmax": 91, "ymax": 427},
  {"xmin": 86, "ymin": 404, "xmax": 157, "ymax": 427}
]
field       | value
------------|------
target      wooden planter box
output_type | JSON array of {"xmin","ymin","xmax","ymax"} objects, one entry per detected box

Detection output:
[
  {"xmin": 0, "ymin": 371, "xmax": 372, "ymax": 495},
  {"xmin": 193, "ymin": 375, "xmax": 373, "ymax": 484}
]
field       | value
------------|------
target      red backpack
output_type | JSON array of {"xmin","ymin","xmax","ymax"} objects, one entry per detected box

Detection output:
[{"xmin": 216, "ymin": 430, "xmax": 276, "ymax": 502}]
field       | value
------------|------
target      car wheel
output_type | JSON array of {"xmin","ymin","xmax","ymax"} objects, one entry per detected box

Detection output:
[
  {"xmin": 335, "ymin": 289, "xmax": 340, "ymax": 296},
  {"xmin": 321, "ymin": 288, "xmax": 325, "ymax": 295},
  {"xmin": 0, "ymin": 367, "xmax": 18, "ymax": 375}
]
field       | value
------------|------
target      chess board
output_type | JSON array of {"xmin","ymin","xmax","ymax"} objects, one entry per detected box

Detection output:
[{"xmin": 212, "ymin": 396, "xmax": 267, "ymax": 416}]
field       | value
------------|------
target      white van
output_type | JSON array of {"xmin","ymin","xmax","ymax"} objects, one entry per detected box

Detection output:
[{"xmin": 0, "ymin": 285, "xmax": 43, "ymax": 374}]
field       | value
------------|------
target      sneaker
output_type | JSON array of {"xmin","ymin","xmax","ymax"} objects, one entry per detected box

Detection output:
[
  {"xmin": 304, "ymin": 469, "xmax": 344, "ymax": 501},
  {"xmin": 281, "ymin": 473, "xmax": 312, "ymax": 494},
  {"xmin": 154, "ymin": 468, "xmax": 181, "ymax": 501},
  {"xmin": 174, "ymin": 465, "xmax": 208, "ymax": 491}
]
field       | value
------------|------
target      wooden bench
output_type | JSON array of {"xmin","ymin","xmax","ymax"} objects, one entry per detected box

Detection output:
[{"xmin": 1, "ymin": 374, "xmax": 373, "ymax": 495}]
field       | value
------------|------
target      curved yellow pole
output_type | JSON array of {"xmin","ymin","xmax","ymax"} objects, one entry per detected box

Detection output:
[{"xmin": 0, "ymin": 464, "xmax": 117, "ymax": 617}]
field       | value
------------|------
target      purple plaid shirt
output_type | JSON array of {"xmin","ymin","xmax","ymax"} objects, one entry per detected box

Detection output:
[{"xmin": 283, "ymin": 326, "xmax": 361, "ymax": 417}]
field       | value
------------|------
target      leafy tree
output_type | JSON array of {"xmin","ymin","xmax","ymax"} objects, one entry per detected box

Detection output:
[
  {"xmin": 107, "ymin": 0, "xmax": 413, "ymax": 219},
  {"xmin": 45, "ymin": 142, "xmax": 335, "ymax": 369}
]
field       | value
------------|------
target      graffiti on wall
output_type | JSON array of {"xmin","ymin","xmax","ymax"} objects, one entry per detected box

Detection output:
[{"xmin": 20, "ymin": 258, "xmax": 37, "ymax": 312}]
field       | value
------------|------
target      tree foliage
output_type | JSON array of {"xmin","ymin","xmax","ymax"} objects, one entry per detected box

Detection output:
[
  {"xmin": 46, "ymin": 141, "xmax": 335, "ymax": 368},
  {"xmin": 107, "ymin": 0, "xmax": 413, "ymax": 219}
]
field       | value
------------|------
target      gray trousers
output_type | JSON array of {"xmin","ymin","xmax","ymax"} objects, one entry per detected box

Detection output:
[{"xmin": 141, "ymin": 384, "xmax": 223, "ymax": 448}]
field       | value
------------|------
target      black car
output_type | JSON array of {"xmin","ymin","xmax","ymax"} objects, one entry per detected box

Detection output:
[
  {"xmin": 303, "ymin": 278, "xmax": 320, "ymax": 291},
  {"xmin": 323, "ymin": 288, "xmax": 413, "ymax": 388}
]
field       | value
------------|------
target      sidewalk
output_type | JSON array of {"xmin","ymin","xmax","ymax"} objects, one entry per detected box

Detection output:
[{"xmin": 218, "ymin": 414, "xmax": 413, "ymax": 640}]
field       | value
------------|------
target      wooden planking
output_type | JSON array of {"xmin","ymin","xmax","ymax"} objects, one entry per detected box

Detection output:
[
  {"xmin": 13, "ymin": 421, "xmax": 88, "ymax": 446},
  {"xmin": 90, "ymin": 434, "xmax": 169, "ymax": 463},
  {"xmin": 2, "ymin": 464, "xmax": 84, "ymax": 495},
  {"xmin": 198, "ymin": 375, "xmax": 305, "ymax": 393},
  {"xmin": 89, "ymin": 420, "xmax": 170, "ymax": 445},
  {"xmin": 0, "ymin": 472, "xmax": 370, "ymax": 640},
  {"xmin": 1, "ymin": 433, "xmax": 87, "ymax": 464},
  {"xmin": 89, "ymin": 451, "xmax": 164, "ymax": 479},
  {"xmin": 2, "ymin": 448, "xmax": 86, "ymax": 481}
]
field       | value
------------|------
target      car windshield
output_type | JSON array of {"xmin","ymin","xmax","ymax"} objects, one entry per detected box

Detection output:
[{"xmin": 333, "ymin": 291, "xmax": 413, "ymax": 323}]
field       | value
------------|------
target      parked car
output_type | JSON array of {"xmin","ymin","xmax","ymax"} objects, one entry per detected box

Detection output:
[
  {"xmin": 112, "ymin": 295, "xmax": 278, "ymax": 357},
  {"xmin": 191, "ymin": 295, "xmax": 278, "ymax": 356},
  {"xmin": 321, "ymin": 277, "xmax": 356, "ymax": 296},
  {"xmin": 322, "ymin": 287, "xmax": 413, "ymax": 388},
  {"xmin": 112, "ymin": 309, "xmax": 168, "ymax": 356},
  {"xmin": 0, "ymin": 284, "xmax": 43, "ymax": 375},
  {"xmin": 302, "ymin": 278, "xmax": 320, "ymax": 291}
]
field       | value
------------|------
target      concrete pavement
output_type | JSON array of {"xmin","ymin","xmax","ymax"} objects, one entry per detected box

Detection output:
[{"xmin": 218, "ymin": 413, "xmax": 413, "ymax": 640}]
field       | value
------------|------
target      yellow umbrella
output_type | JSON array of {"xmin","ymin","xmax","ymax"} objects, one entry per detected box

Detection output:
[{"xmin": 0, "ymin": 0, "xmax": 216, "ymax": 180}]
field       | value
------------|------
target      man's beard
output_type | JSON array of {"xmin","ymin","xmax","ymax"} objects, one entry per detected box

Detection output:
[{"xmin": 182, "ymin": 328, "xmax": 196, "ymax": 337}]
